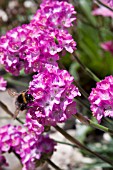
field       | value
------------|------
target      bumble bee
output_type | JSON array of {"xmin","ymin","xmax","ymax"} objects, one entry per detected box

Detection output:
[{"xmin": 8, "ymin": 89, "xmax": 34, "ymax": 119}]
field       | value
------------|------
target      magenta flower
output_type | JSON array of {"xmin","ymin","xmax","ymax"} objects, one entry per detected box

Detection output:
[
  {"xmin": 21, "ymin": 135, "xmax": 56, "ymax": 170},
  {"xmin": 0, "ymin": 23, "xmax": 76, "ymax": 75},
  {"xmin": 25, "ymin": 113, "xmax": 44, "ymax": 136},
  {"xmin": 101, "ymin": 41, "xmax": 113, "ymax": 54},
  {"xmin": 0, "ymin": 0, "xmax": 76, "ymax": 76},
  {"xmin": 0, "ymin": 125, "xmax": 24, "ymax": 153},
  {"xmin": 27, "ymin": 67, "xmax": 81, "ymax": 126},
  {"xmin": 89, "ymin": 75, "xmax": 113, "ymax": 123},
  {"xmin": 32, "ymin": 0, "xmax": 76, "ymax": 29},
  {"xmin": 20, "ymin": 134, "xmax": 56, "ymax": 170},
  {"xmin": 92, "ymin": 0, "xmax": 113, "ymax": 17},
  {"xmin": 0, "ymin": 124, "xmax": 56, "ymax": 170},
  {"xmin": 0, "ymin": 25, "xmax": 29, "ymax": 75},
  {"xmin": 0, "ymin": 76, "xmax": 7, "ymax": 91}
]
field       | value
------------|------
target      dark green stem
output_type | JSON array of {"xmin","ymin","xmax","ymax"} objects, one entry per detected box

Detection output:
[
  {"xmin": 74, "ymin": 113, "xmax": 113, "ymax": 134},
  {"xmin": 55, "ymin": 140, "xmax": 76, "ymax": 147},
  {"xmin": 74, "ymin": 80, "xmax": 89, "ymax": 99},
  {"xmin": 55, "ymin": 125, "xmax": 113, "ymax": 166},
  {"xmin": 0, "ymin": 101, "xmax": 24, "ymax": 124},
  {"xmin": 58, "ymin": 59, "xmax": 89, "ymax": 99},
  {"xmin": 75, "ymin": 97, "xmax": 90, "ymax": 110},
  {"xmin": 96, "ymin": 0, "xmax": 113, "ymax": 12},
  {"xmin": 6, "ymin": 78, "xmax": 28, "ymax": 87},
  {"xmin": 46, "ymin": 158, "xmax": 63, "ymax": 170},
  {"xmin": 72, "ymin": 54, "xmax": 100, "ymax": 82}
]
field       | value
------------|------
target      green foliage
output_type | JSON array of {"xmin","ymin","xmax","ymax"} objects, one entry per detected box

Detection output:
[{"xmin": 70, "ymin": 0, "xmax": 113, "ymax": 80}]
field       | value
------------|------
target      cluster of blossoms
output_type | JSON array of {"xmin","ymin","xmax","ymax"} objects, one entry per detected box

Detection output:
[
  {"xmin": 25, "ymin": 66, "xmax": 81, "ymax": 128},
  {"xmin": 89, "ymin": 75, "xmax": 113, "ymax": 123},
  {"xmin": 91, "ymin": 0, "xmax": 113, "ymax": 123},
  {"xmin": 0, "ymin": 0, "xmax": 80, "ymax": 129},
  {"xmin": 32, "ymin": 0, "xmax": 76, "ymax": 29},
  {"xmin": 0, "ymin": 76, "xmax": 7, "ymax": 91},
  {"xmin": 0, "ymin": 0, "xmax": 80, "ymax": 169},
  {"xmin": 0, "ymin": 124, "xmax": 56, "ymax": 170},
  {"xmin": 0, "ymin": 0, "xmax": 76, "ymax": 75}
]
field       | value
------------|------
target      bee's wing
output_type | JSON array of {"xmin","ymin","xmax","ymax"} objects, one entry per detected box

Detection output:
[
  {"xmin": 8, "ymin": 89, "xmax": 18, "ymax": 97},
  {"xmin": 13, "ymin": 108, "xmax": 20, "ymax": 119}
]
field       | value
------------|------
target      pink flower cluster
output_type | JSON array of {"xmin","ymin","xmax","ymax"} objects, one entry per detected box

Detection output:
[
  {"xmin": 0, "ymin": 0, "xmax": 80, "ymax": 133},
  {"xmin": 89, "ymin": 75, "xmax": 113, "ymax": 123},
  {"xmin": 32, "ymin": 0, "xmax": 76, "ymax": 29},
  {"xmin": 26, "ymin": 67, "xmax": 81, "ymax": 127},
  {"xmin": 0, "ymin": 1, "xmax": 80, "ymax": 168},
  {"xmin": 0, "ymin": 124, "xmax": 56, "ymax": 170},
  {"xmin": 0, "ymin": 0, "xmax": 76, "ymax": 76},
  {"xmin": 0, "ymin": 76, "xmax": 7, "ymax": 91}
]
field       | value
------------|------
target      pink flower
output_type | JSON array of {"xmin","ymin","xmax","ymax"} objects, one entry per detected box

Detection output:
[
  {"xmin": 20, "ymin": 134, "xmax": 56, "ymax": 170},
  {"xmin": 89, "ymin": 75, "xmax": 113, "ymax": 123},
  {"xmin": 32, "ymin": 0, "xmax": 76, "ymax": 29},
  {"xmin": 101, "ymin": 41, "xmax": 113, "ymax": 54},
  {"xmin": 0, "ymin": 76, "xmax": 7, "ymax": 91},
  {"xmin": 25, "ymin": 113, "xmax": 44, "ymax": 136},
  {"xmin": 27, "ymin": 67, "xmax": 81, "ymax": 126},
  {"xmin": 0, "ymin": 124, "xmax": 56, "ymax": 170},
  {"xmin": 0, "ymin": 23, "xmax": 72, "ymax": 75},
  {"xmin": 92, "ymin": 0, "xmax": 113, "ymax": 17},
  {"xmin": 0, "ymin": 23, "xmax": 76, "ymax": 76},
  {"xmin": 0, "ymin": 0, "xmax": 76, "ymax": 76}
]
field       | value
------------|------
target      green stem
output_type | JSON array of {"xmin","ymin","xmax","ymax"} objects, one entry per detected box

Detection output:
[
  {"xmin": 5, "ymin": 78, "xmax": 28, "ymax": 87},
  {"xmin": 0, "ymin": 101, "xmax": 24, "ymax": 124},
  {"xmin": 58, "ymin": 59, "xmax": 89, "ymax": 99},
  {"xmin": 75, "ymin": 97, "xmax": 90, "ymax": 110},
  {"xmin": 74, "ymin": 80, "xmax": 89, "ymax": 99},
  {"xmin": 0, "ymin": 116, "xmax": 24, "ymax": 119},
  {"xmin": 96, "ymin": 0, "xmax": 113, "ymax": 12},
  {"xmin": 55, "ymin": 125, "xmax": 113, "ymax": 166},
  {"xmin": 55, "ymin": 140, "xmax": 76, "ymax": 148},
  {"xmin": 74, "ymin": 113, "xmax": 113, "ymax": 134},
  {"xmin": 72, "ymin": 54, "xmax": 100, "ymax": 82},
  {"xmin": 46, "ymin": 158, "xmax": 63, "ymax": 170}
]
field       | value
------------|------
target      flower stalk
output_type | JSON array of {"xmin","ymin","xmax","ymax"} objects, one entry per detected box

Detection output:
[
  {"xmin": 6, "ymin": 78, "xmax": 28, "ymax": 87},
  {"xmin": 58, "ymin": 60, "xmax": 89, "ymax": 99},
  {"xmin": 74, "ymin": 113, "xmax": 113, "ymax": 134},
  {"xmin": 72, "ymin": 54, "xmax": 100, "ymax": 82},
  {"xmin": 55, "ymin": 140, "xmax": 76, "ymax": 148},
  {"xmin": 46, "ymin": 159, "xmax": 63, "ymax": 170},
  {"xmin": 55, "ymin": 125, "xmax": 113, "ymax": 166},
  {"xmin": 0, "ymin": 101, "xmax": 24, "ymax": 124},
  {"xmin": 74, "ymin": 80, "xmax": 89, "ymax": 99},
  {"xmin": 75, "ymin": 97, "xmax": 90, "ymax": 110}
]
